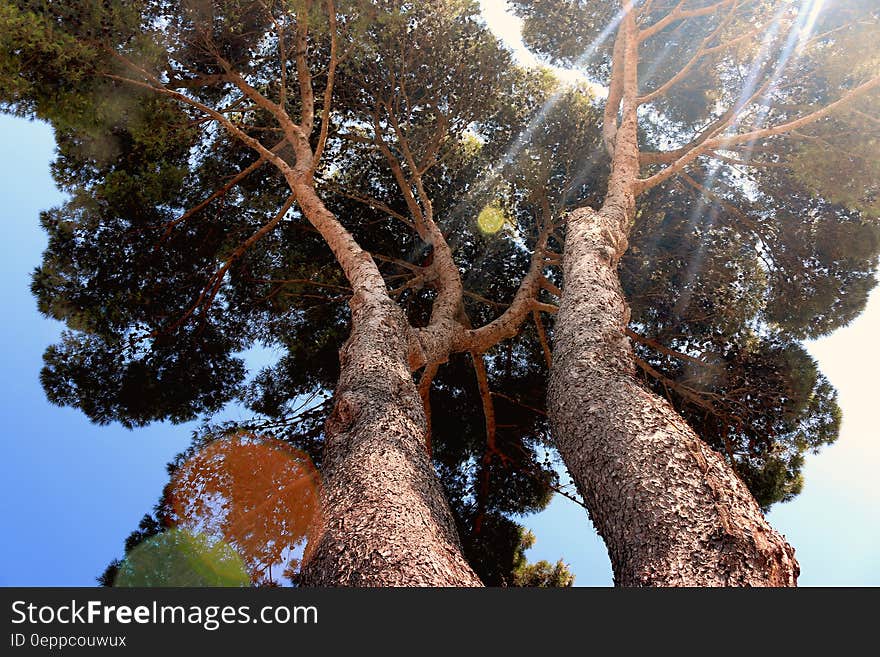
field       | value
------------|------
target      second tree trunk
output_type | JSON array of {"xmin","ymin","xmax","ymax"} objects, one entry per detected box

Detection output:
[{"xmin": 547, "ymin": 206, "xmax": 799, "ymax": 586}]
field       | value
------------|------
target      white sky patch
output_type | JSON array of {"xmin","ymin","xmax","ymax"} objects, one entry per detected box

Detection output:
[
  {"xmin": 802, "ymin": 287, "xmax": 880, "ymax": 501},
  {"xmin": 478, "ymin": 0, "xmax": 606, "ymax": 96}
]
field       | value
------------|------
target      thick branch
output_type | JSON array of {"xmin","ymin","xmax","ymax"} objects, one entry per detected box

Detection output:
[
  {"xmin": 463, "ymin": 230, "xmax": 551, "ymax": 353},
  {"xmin": 604, "ymin": 21, "xmax": 628, "ymax": 156},
  {"xmin": 471, "ymin": 351, "xmax": 499, "ymax": 537}
]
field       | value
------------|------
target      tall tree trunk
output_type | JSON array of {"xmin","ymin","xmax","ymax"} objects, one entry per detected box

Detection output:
[
  {"xmin": 547, "ymin": 204, "xmax": 799, "ymax": 586},
  {"xmin": 286, "ymin": 177, "xmax": 480, "ymax": 586},
  {"xmin": 299, "ymin": 287, "xmax": 482, "ymax": 586}
]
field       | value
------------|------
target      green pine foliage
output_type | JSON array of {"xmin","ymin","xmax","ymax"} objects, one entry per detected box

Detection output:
[{"xmin": 3, "ymin": 0, "xmax": 878, "ymax": 582}]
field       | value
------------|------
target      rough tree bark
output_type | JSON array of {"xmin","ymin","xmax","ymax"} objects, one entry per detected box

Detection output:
[
  {"xmin": 299, "ymin": 287, "xmax": 482, "ymax": 586},
  {"xmin": 290, "ymin": 171, "xmax": 483, "ymax": 586},
  {"xmin": 546, "ymin": 8, "xmax": 799, "ymax": 586},
  {"xmin": 548, "ymin": 205, "xmax": 799, "ymax": 586}
]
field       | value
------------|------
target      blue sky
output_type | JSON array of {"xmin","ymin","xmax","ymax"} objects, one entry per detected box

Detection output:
[
  {"xmin": 0, "ymin": 104, "xmax": 877, "ymax": 585},
  {"xmin": 0, "ymin": 115, "xmax": 199, "ymax": 586}
]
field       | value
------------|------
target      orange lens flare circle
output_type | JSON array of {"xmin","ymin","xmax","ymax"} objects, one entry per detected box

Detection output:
[{"xmin": 168, "ymin": 432, "xmax": 323, "ymax": 584}]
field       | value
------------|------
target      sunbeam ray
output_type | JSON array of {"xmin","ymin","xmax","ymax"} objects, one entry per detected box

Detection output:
[
  {"xmin": 445, "ymin": 4, "xmax": 635, "ymax": 286},
  {"xmin": 671, "ymin": 2, "xmax": 800, "ymax": 316}
]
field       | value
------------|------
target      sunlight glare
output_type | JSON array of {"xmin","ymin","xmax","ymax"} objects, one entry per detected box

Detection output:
[{"xmin": 476, "ymin": 203, "xmax": 507, "ymax": 234}]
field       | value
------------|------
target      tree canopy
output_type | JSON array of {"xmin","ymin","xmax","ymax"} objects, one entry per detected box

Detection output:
[{"xmin": 2, "ymin": 0, "xmax": 878, "ymax": 584}]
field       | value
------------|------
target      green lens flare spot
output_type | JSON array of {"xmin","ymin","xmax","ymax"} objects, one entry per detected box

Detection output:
[
  {"xmin": 477, "ymin": 203, "xmax": 507, "ymax": 234},
  {"xmin": 114, "ymin": 529, "xmax": 250, "ymax": 587}
]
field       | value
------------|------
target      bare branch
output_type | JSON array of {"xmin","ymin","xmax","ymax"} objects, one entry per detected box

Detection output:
[
  {"xmin": 637, "ymin": 5, "xmax": 752, "ymax": 105},
  {"xmin": 636, "ymin": 73, "xmax": 880, "ymax": 192},
  {"xmin": 257, "ymin": 0, "xmax": 288, "ymax": 108},
  {"xmin": 372, "ymin": 110, "xmax": 427, "ymax": 234},
  {"xmin": 156, "ymin": 138, "xmax": 287, "ymax": 244},
  {"xmin": 677, "ymin": 171, "xmax": 762, "ymax": 234},
  {"xmin": 533, "ymin": 310, "xmax": 552, "ymax": 369},
  {"xmin": 321, "ymin": 180, "xmax": 416, "ymax": 230},
  {"xmin": 625, "ymin": 327, "xmax": 715, "ymax": 368},
  {"xmin": 161, "ymin": 195, "xmax": 297, "ymax": 334},
  {"xmin": 705, "ymin": 149, "xmax": 788, "ymax": 168},
  {"xmin": 464, "ymin": 290, "xmax": 507, "ymax": 309},
  {"xmin": 418, "ymin": 361, "xmax": 439, "ymax": 456},
  {"xmin": 640, "ymin": 108, "xmax": 735, "ymax": 165},
  {"xmin": 633, "ymin": 354, "xmax": 718, "ymax": 415},
  {"xmin": 294, "ymin": 0, "xmax": 316, "ymax": 135},
  {"xmin": 638, "ymin": 0, "xmax": 735, "ymax": 43},
  {"xmin": 311, "ymin": 0, "xmax": 338, "ymax": 172},
  {"xmin": 105, "ymin": 72, "xmax": 296, "ymax": 177}
]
